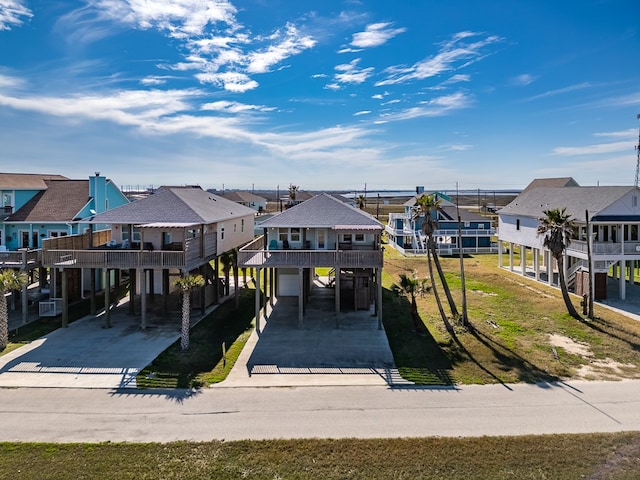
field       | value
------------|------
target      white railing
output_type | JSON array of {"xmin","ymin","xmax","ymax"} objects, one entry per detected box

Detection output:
[
  {"xmin": 0, "ymin": 249, "xmax": 40, "ymax": 268},
  {"xmin": 569, "ymin": 240, "xmax": 623, "ymax": 255},
  {"xmin": 39, "ymin": 298, "xmax": 62, "ymax": 317}
]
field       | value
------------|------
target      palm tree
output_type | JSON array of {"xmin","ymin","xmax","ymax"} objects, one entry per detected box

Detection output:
[
  {"xmin": 288, "ymin": 184, "xmax": 299, "ymax": 207},
  {"xmin": 174, "ymin": 274, "xmax": 205, "ymax": 350},
  {"xmin": 391, "ymin": 271, "xmax": 430, "ymax": 333},
  {"xmin": 356, "ymin": 194, "xmax": 366, "ymax": 210},
  {"xmin": 537, "ymin": 208, "xmax": 581, "ymax": 320},
  {"xmin": 0, "ymin": 269, "xmax": 29, "ymax": 351},
  {"xmin": 413, "ymin": 194, "xmax": 459, "ymax": 321}
]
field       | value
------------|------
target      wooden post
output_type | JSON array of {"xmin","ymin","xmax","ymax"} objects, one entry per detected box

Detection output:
[
  {"xmin": 103, "ymin": 269, "xmax": 111, "ymax": 328},
  {"xmin": 61, "ymin": 269, "xmax": 68, "ymax": 328},
  {"xmin": 140, "ymin": 268, "xmax": 147, "ymax": 329}
]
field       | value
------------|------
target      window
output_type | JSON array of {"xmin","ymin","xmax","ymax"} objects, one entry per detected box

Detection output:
[
  {"xmin": 464, "ymin": 221, "xmax": 471, "ymax": 228},
  {"xmin": 279, "ymin": 228, "xmax": 288, "ymax": 242},
  {"xmin": 132, "ymin": 227, "xmax": 141, "ymax": 242},
  {"xmin": 2, "ymin": 192, "xmax": 12, "ymax": 207},
  {"xmin": 220, "ymin": 223, "xmax": 225, "ymax": 240},
  {"xmin": 290, "ymin": 228, "xmax": 301, "ymax": 242},
  {"xmin": 478, "ymin": 224, "xmax": 485, "ymax": 229},
  {"xmin": 233, "ymin": 223, "xmax": 237, "ymax": 233},
  {"xmin": 341, "ymin": 233, "xmax": 353, "ymax": 243},
  {"xmin": 354, "ymin": 233, "xmax": 365, "ymax": 242},
  {"xmin": 516, "ymin": 219, "xmax": 520, "ymax": 231},
  {"xmin": 241, "ymin": 219, "xmax": 245, "ymax": 232}
]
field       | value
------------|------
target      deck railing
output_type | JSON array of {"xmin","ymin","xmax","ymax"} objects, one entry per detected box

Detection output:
[
  {"xmin": 41, "ymin": 249, "xmax": 188, "ymax": 269},
  {"xmin": 239, "ymin": 236, "xmax": 383, "ymax": 268},
  {"xmin": 0, "ymin": 249, "xmax": 40, "ymax": 269}
]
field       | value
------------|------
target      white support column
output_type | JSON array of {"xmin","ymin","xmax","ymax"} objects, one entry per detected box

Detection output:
[
  {"xmin": 298, "ymin": 267, "xmax": 304, "ymax": 329},
  {"xmin": 255, "ymin": 267, "xmax": 261, "ymax": 334},
  {"xmin": 139, "ymin": 268, "xmax": 146, "ymax": 329},
  {"xmin": 498, "ymin": 240, "xmax": 502, "ymax": 267},
  {"xmin": 547, "ymin": 252, "xmax": 553, "ymax": 286},
  {"xmin": 534, "ymin": 249, "xmax": 540, "ymax": 281},
  {"xmin": 521, "ymin": 245, "xmax": 526, "ymax": 276},
  {"xmin": 620, "ymin": 260, "xmax": 626, "ymax": 300},
  {"xmin": 509, "ymin": 243, "xmax": 514, "ymax": 272}
]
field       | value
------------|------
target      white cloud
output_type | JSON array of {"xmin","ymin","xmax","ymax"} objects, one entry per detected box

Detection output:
[
  {"xmin": 350, "ymin": 22, "xmax": 406, "ymax": 48},
  {"xmin": 511, "ymin": 74, "xmax": 537, "ymax": 86},
  {"xmin": 522, "ymin": 82, "xmax": 593, "ymax": 102},
  {"xmin": 552, "ymin": 140, "xmax": 632, "ymax": 156},
  {"xmin": 201, "ymin": 100, "xmax": 275, "ymax": 113},
  {"xmin": 332, "ymin": 58, "xmax": 374, "ymax": 85},
  {"xmin": 0, "ymin": 0, "xmax": 32, "ymax": 31},
  {"xmin": 353, "ymin": 110, "xmax": 371, "ymax": 116},
  {"xmin": 246, "ymin": 23, "xmax": 316, "ymax": 74},
  {"xmin": 90, "ymin": 1, "xmax": 315, "ymax": 94},
  {"xmin": 376, "ymin": 31, "xmax": 501, "ymax": 86},
  {"xmin": 375, "ymin": 92, "xmax": 471, "ymax": 123},
  {"xmin": 195, "ymin": 71, "xmax": 259, "ymax": 92}
]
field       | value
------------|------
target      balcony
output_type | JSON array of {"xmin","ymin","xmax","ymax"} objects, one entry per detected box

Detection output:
[
  {"xmin": 238, "ymin": 236, "xmax": 383, "ymax": 269},
  {"xmin": 40, "ymin": 229, "xmax": 215, "ymax": 271},
  {"xmin": 0, "ymin": 249, "xmax": 40, "ymax": 269}
]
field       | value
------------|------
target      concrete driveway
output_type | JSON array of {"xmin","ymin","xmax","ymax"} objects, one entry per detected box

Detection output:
[{"xmin": 0, "ymin": 300, "xmax": 185, "ymax": 389}]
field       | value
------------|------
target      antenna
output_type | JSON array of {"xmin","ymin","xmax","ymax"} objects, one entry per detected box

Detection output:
[{"xmin": 636, "ymin": 114, "xmax": 640, "ymax": 188}]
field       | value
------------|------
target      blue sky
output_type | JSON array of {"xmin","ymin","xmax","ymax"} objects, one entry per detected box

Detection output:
[{"xmin": 1, "ymin": 1, "xmax": 639, "ymax": 192}]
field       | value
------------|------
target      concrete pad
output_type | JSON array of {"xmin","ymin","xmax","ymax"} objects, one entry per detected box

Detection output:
[
  {"xmin": 219, "ymin": 286, "xmax": 408, "ymax": 388},
  {"xmin": 0, "ymin": 302, "xmax": 183, "ymax": 389}
]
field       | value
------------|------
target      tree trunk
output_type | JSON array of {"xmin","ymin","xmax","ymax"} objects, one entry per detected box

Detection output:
[
  {"xmin": 556, "ymin": 255, "xmax": 582, "ymax": 320},
  {"xmin": 430, "ymin": 242, "xmax": 459, "ymax": 319},
  {"xmin": 427, "ymin": 247, "xmax": 452, "ymax": 332},
  {"xmin": 180, "ymin": 291, "xmax": 191, "ymax": 350},
  {"xmin": 0, "ymin": 293, "xmax": 8, "ymax": 351}
]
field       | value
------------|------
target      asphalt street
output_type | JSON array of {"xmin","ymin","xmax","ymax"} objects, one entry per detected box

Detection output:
[{"xmin": 0, "ymin": 380, "xmax": 639, "ymax": 443}]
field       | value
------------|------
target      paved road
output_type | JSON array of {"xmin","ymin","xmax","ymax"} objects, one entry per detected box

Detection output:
[{"xmin": 0, "ymin": 380, "xmax": 639, "ymax": 442}]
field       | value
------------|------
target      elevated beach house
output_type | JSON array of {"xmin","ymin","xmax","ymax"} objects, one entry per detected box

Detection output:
[
  {"xmin": 1, "ymin": 172, "xmax": 129, "ymax": 323},
  {"xmin": 238, "ymin": 193, "xmax": 384, "ymax": 331},
  {"xmin": 385, "ymin": 191, "xmax": 496, "ymax": 255},
  {"xmin": 498, "ymin": 178, "xmax": 640, "ymax": 301},
  {"xmin": 41, "ymin": 186, "xmax": 255, "ymax": 327}
]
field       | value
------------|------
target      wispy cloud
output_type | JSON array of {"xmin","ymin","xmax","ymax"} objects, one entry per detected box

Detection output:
[
  {"xmin": 521, "ymin": 82, "xmax": 593, "ymax": 102},
  {"xmin": 552, "ymin": 140, "xmax": 632, "ymax": 156},
  {"xmin": 201, "ymin": 100, "xmax": 275, "ymax": 114},
  {"xmin": 349, "ymin": 22, "xmax": 406, "ymax": 48},
  {"xmin": 511, "ymin": 73, "xmax": 537, "ymax": 86},
  {"xmin": 0, "ymin": 0, "xmax": 32, "ymax": 31},
  {"xmin": 375, "ymin": 91, "xmax": 471, "ymax": 123},
  {"xmin": 332, "ymin": 58, "xmax": 374, "ymax": 85},
  {"xmin": 353, "ymin": 110, "xmax": 371, "ymax": 116},
  {"xmin": 376, "ymin": 31, "xmax": 501, "ymax": 86}
]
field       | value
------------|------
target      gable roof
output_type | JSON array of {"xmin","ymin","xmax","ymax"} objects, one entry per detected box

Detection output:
[
  {"xmin": 498, "ymin": 186, "xmax": 638, "ymax": 222},
  {"xmin": 7, "ymin": 180, "xmax": 89, "ymax": 222},
  {"xmin": 259, "ymin": 193, "xmax": 382, "ymax": 230},
  {"xmin": 521, "ymin": 177, "xmax": 579, "ymax": 194},
  {"xmin": 0, "ymin": 173, "xmax": 69, "ymax": 190},
  {"xmin": 89, "ymin": 186, "xmax": 255, "ymax": 225},
  {"xmin": 222, "ymin": 191, "xmax": 266, "ymax": 203}
]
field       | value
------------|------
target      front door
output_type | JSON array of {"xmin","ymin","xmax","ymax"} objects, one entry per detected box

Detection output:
[{"xmin": 316, "ymin": 229, "xmax": 327, "ymax": 249}]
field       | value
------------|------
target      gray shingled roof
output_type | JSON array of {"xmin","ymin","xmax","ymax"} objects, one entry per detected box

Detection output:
[
  {"xmin": 222, "ymin": 191, "xmax": 266, "ymax": 203},
  {"xmin": 90, "ymin": 186, "xmax": 255, "ymax": 225},
  {"xmin": 8, "ymin": 180, "xmax": 89, "ymax": 222},
  {"xmin": 498, "ymin": 186, "xmax": 637, "ymax": 221},
  {"xmin": 259, "ymin": 193, "xmax": 383, "ymax": 229},
  {"xmin": 521, "ymin": 177, "xmax": 579, "ymax": 194}
]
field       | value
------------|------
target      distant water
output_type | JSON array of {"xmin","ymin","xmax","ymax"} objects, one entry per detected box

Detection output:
[{"xmin": 344, "ymin": 189, "xmax": 520, "ymax": 199}]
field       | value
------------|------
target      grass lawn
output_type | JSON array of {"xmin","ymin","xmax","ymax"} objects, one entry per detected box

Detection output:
[
  {"xmin": 1, "ymin": 433, "xmax": 640, "ymax": 479},
  {"xmin": 382, "ymin": 247, "xmax": 640, "ymax": 385},
  {"xmin": 136, "ymin": 288, "xmax": 255, "ymax": 388}
]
